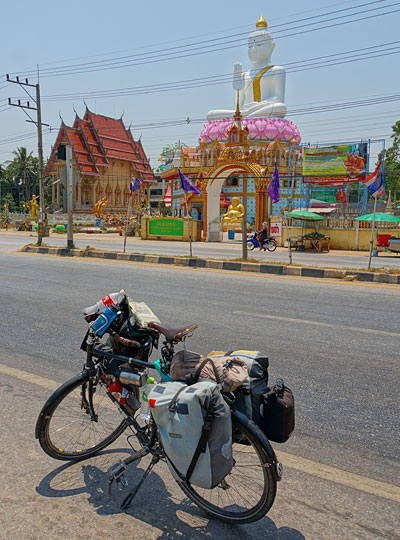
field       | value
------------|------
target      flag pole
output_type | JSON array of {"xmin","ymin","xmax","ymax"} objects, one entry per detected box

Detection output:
[
  {"xmin": 123, "ymin": 189, "xmax": 132, "ymax": 253},
  {"xmin": 367, "ymin": 194, "xmax": 377, "ymax": 270},
  {"xmin": 183, "ymin": 189, "xmax": 193, "ymax": 258}
]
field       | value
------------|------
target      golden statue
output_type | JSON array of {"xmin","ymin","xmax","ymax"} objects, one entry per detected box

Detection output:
[
  {"xmin": 222, "ymin": 196, "xmax": 245, "ymax": 224},
  {"xmin": 28, "ymin": 195, "xmax": 39, "ymax": 221},
  {"xmin": 93, "ymin": 196, "xmax": 108, "ymax": 218}
]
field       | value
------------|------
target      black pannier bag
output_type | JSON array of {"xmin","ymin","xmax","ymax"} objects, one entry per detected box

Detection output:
[{"xmin": 259, "ymin": 381, "xmax": 295, "ymax": 443}]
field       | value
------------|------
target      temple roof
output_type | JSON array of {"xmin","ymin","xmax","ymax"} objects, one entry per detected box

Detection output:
[{"xmin": 45, "ymin": 108, "xmax": 156, "ymax": 182}]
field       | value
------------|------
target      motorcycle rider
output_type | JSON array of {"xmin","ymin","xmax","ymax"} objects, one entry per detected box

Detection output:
[{"xmin": 257, "ymin": 222, "xmax": 270, "ymax": 250}]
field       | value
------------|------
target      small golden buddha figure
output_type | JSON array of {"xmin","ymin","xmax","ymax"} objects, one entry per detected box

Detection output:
[
  {"xmin": 222, "ymin": 196, "xmax": 245, "ymax": 223},
  {"xmin": 29, "ymin": 195, "xmax": 39, "ymax": 221}
]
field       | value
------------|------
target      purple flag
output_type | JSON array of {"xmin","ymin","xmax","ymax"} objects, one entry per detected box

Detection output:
[
  {"xmin": 268, "ymin": 163, "xmax": 280, "ymax": 203},
  {"xmin": 179, "ymin": 169, "xmax": 202, "ymax": 195}
]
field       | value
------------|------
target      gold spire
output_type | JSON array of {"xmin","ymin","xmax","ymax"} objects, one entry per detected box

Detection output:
[{"xmin": 256, "ymin": 15, "xmax": 267, "ymax": 28}]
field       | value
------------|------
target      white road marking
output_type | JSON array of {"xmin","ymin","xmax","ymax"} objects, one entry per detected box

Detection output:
[
  {"xmin": 234, "ymin": 311, "xmax": 400, "ymax": 338},
  {"xmin": 1, "ymin": 362, "xmax": 399, "ymax": 503}
]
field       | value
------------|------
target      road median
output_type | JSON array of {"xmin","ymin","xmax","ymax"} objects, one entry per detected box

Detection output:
[{"xmin": 19, "ymin": 244, "xmax": 400, "ymax": 284}]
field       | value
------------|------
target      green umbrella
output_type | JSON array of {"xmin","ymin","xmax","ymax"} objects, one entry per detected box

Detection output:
[
  {"xmin": 355, "ymin": 212, "xmax": 400, "ymax": 222},
  {"xmin": 285, "ymin": 210, "xmax": 324, "ymax": 221}
]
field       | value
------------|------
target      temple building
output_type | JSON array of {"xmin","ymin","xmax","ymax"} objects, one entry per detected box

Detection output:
[{"xmin": 45, "ymin": 107, "xmax": 156, "ymax": 213}]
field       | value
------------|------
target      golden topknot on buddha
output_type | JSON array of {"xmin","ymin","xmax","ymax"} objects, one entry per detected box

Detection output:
[{"xmin": 207, "ymin": 16, "xmax": 287, "ymax": 121}]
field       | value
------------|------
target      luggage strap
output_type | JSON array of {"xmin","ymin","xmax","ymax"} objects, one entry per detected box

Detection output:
[
  {"xmin": 168, "ymin": 385, "xmax": 187, "ymax": 413},
  {"xmin": 190, "ymin": 357, "xmax": 221, "ymax": 385},
  {"xmin": 185, "ymin": 400, "xmax": 214, "ymax": 482}
]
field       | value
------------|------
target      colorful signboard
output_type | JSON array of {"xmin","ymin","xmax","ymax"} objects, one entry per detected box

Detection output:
[
  {"xmin": 148, "ymin": 218, "xmax": 184, "ymax": 237},
  {"xmin": 302, "ymin": 143, "xmax": 367, "ymax": 184}
]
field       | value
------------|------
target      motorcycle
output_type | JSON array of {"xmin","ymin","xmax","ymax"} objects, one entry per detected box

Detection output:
[{"xmin": 247, "ymin": 231, "xmax": 277, "ymax": 252}]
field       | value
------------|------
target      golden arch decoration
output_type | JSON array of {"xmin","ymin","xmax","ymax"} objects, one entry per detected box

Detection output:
[{"xmin": 203, "ymin": 160, "xmax": 271, "ymax": 240}]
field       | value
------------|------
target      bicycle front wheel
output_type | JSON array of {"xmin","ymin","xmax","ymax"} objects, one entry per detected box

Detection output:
[
  {"xmin": 177, "ymin": 416, "xmax": 277, "ymax": 523},
  {"xmin": 36, "ymin": 372, "xmax": 129, "ymax": 461}
]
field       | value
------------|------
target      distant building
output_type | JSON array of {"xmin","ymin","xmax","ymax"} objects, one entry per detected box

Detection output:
[
  {"xmin": 46, "ymin": 107, "xmax": 156, "ymax": 213},
  {"xmin": 149, "ymin": 175, "xmax": 168, "ymax": 211}
]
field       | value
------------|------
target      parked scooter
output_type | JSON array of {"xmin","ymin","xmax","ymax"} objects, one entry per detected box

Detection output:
[{"xmin": 247, "ymin": 231, "xmax": 277, "ymax": 252}]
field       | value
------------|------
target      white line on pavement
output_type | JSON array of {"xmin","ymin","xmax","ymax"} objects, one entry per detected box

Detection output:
[{"xmin": 233, "ymin": 311, "xmax": 400, "ymax": 338}]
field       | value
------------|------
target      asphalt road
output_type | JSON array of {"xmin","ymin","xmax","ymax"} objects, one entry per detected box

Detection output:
[
  {"xmin": 3, "ymin": 230, "xmax": 400, "ymax": 270},
  {"xmin": 0, "ymin": 245, "xmax": 399, "ymax": 540}
]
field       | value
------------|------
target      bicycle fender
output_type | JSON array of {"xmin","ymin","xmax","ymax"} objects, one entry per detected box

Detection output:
[
  {"xmin": 232, "ymin": 409, "xmax": 283, "ymax": 482},
  {"xmin": 35, "ymin": 371, "xmax": 90, "ymax": 439}
]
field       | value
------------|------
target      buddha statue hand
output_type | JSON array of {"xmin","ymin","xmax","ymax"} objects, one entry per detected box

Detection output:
[{"xmin": 233, "ymin": 63, "xmax": 245, "ymax": 91}]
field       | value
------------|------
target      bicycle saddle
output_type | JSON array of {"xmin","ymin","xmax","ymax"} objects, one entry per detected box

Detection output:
[{"xmin": 147, "ymin": 322, "xmax": 198, "ymax": 342}]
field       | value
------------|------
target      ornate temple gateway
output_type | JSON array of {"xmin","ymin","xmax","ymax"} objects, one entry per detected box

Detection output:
[
  {"xmin": 162, "ymin": 16, "xmax": 306, "ymax": 241},
  {"xmin": 46, "ymin": 107, "xmax": 156, "ymax": 213}
]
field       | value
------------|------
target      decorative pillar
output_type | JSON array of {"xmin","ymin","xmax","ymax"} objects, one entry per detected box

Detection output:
[
  {"xmin": 51, "ymin": 179, "xmax": 55, "ymax": 207},
  {"xmin": 92, "ymin": 183, "xmax": 96, "ymax": 207},
  {"xmin": 255, "ymin": 178, "xmax": 267, "ymax": 230},
  {"xmin": 77, "ymin": 180, "xmax": 82, "ymax": 209},
  {"xmin": 56, "ymin": 181, "xmax": 60, "ymax": 208}
]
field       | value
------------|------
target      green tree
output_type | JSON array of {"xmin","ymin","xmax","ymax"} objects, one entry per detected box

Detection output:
[
  {"xmin": 5, "ymin": 147, "xmax": 38, "ymax": 204},
  {"xmin": 156, "ymin": 141, "xmax": 187, "ymax": 173},
  {"xmin": 1, "ymin": 192, "xmax": 17, "ymax": 213},
  {"xmin": 384, "ymin": 120, "xmax": 400, "ymax": 195}
]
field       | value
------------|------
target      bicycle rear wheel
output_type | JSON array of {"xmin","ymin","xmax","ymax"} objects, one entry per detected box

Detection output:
[
  {"xmin": 177, "ymin": 416, "xmax": 277, "ymax": 523},
  {"xmin": 36, "ymin": 372, "xmax": 130, "ymax": 461}
]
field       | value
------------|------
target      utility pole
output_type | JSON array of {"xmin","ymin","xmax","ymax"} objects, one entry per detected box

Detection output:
[
  {"xmin": 7, "ymin": 72, "xmax": 49, "ymax": 245},
  {"xmin": 66, "ymin": 145, "xmax": 74, "ymax": 249}
]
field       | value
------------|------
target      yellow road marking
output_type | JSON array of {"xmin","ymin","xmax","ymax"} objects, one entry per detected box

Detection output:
[
  {"xmin": 13, "ymin": 250, "xmax": 400, "ymax": 290},
  {"xmin": 234, "ymin": 311, "xmax": 400, "ymax": 338},
  {"xmin": 1, "ymin": 360, "xmax": 400, "ymax": 503},
  {"xmin": 278, "ymin": 450, "xmax": 400, "ymax": 503}
]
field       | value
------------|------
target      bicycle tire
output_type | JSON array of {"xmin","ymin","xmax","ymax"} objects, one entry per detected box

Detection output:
[
  {"xmin": 176, "ymin": 415, "xmax": 277, "ymax": 524},
  {"xmin": 36, "ymin": 372, "xmax": 130, "ymax": 461},
  {"xmin": 265, "ymin": 239, "xmax": 277, "ymax": 252}
]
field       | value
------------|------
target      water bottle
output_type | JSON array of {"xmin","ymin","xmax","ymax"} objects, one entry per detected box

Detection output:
[
  {"xmin": 83, "ymin": 289, "xmax": 126, "ymax": 318},
  {"xmin": 139, "ymin": 377, "xmax": 155, "ymax": 420}
]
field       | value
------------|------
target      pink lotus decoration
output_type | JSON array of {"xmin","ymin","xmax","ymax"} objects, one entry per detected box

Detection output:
[{"xmin": 199, "ymin": 118, "xmax": 301, "ymax": 145}]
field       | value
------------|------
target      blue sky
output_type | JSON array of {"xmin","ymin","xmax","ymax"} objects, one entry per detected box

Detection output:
[{"xmin": 1, "ymin": 0, "xmax": 399, "ymax": 167}]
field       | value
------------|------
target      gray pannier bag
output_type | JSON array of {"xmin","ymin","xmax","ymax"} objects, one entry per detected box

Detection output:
[
  {"xmin": 170, "ymin": 350, "xmax": 248, "ymax": 392},
  {"xmin": 148, "ymin": 380, "xmax": 233, "ymax": 489},
  {"xmin": 208, "ymin": 350, "xmax": 269, "ymax": 425}
]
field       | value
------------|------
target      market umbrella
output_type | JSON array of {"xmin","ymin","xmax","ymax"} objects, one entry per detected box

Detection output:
[
  {"xmin": 355, "ymin": 212, "xmax": 400, "ymax": 222},
  {"xmin": 284, "ymin": 211, "xmax": 324, "ymax": 264},
  {"xmin": 285, "ymin": 210, "xmax": 324, "ymax": 221},
  {"xmin": 355, "ymin": 212, "xmax": 400, "ymax": 269}
]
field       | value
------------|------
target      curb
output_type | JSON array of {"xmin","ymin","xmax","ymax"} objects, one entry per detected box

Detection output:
[{"xmin": 19, "ymin": 245, "xmax": 400, "ymax": 284}]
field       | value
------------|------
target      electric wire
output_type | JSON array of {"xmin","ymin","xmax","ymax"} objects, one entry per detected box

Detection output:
[{"xmin": 7, "ymin": 1, "xmax": 398, "ymax": 79}]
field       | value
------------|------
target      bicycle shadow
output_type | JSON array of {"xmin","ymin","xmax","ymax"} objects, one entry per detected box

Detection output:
[{"xmin": 36, "ymin": 448, "xmax": 305, "ymax": 540}]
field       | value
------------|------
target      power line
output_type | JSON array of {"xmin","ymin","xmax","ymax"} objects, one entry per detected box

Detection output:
[
  {"xmin": 7, "ymin": 1, "xmax": 397, "ymax": 79},
  {"xmin": 35, "ymin": 41, "xmax": 400, "ymax": 103}
]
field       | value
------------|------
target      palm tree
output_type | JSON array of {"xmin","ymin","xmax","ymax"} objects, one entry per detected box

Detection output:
[{"xmin": 6, "ymin": 147, "xmax": 38, "ymax": 203}]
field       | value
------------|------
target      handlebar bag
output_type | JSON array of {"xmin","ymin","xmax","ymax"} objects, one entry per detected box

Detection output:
[
  {"xmin": 260, "ymin": 382, "xmax": 295, "ymax": 443},
  {"xmin": 148, "ymin": 380, "xmax": 233, "ymax": 489}
]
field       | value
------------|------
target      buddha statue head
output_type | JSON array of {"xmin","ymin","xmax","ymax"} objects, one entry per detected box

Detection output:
[{"xmin": 248, "ymin": 15, "xmax": 275, "ymax": 68}]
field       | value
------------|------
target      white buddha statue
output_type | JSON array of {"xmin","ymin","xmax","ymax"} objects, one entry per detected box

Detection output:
[{"xmin": 207, "ymin": 16, "xmax": 287, "ymax": 121}]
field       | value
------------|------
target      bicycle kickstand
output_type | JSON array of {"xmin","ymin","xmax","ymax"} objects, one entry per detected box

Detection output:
[
  {"xmin": 108, "ymin": 447, "xmax": 149, "ymax": 495},
  {"xmin": 120, "ymin": 454, "xmax": 160, "ymax": 511}
]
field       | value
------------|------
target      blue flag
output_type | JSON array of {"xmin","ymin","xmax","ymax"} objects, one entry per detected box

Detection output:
[
  {"xmin": 129, "ymin": 177, "xmax": 142, "ymax": 196},
  {"xmin": 179, "ymin": 170, "xmax": 202, "ymax": 195}
]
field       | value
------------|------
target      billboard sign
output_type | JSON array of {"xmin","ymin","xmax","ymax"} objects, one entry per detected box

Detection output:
[
  {"xmin": 302, "ymin": 143, "xmax": 367, "ymax": 183},
  {"xmin": 148, "ymin": 218, "xmax": 184, "ymax": 237}
]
